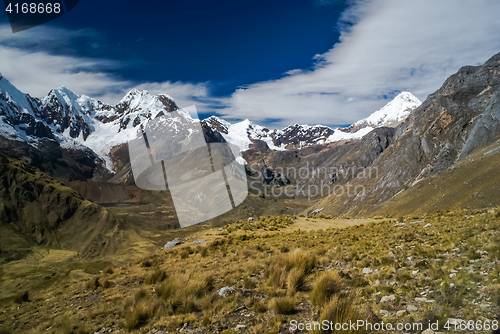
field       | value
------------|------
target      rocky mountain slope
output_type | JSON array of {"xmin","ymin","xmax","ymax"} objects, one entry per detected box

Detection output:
[
  {"xmin": 0, "ymin": 151, "xmax": 137, "ymax": 260},
  {"xmin": 310, "ymin": 51, "xmax": 500, "ymax": 217},
  {"xmin": 243, "ymin": 126, "xmax": 398, "ymax": 198}
]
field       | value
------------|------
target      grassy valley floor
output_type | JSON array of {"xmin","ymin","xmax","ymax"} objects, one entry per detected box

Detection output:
[{"xmin": 1, "ymin": 210, "xmax": 500, "ymax": 333}]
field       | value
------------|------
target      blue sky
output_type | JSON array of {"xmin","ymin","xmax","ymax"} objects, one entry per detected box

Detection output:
[
  {"xmin": 1, "ymin": 0, "xmax": 500, "ymax": 128},
  {"xmin": 2, "ymin": 0, "xmax": 347, "ymax": 95}
]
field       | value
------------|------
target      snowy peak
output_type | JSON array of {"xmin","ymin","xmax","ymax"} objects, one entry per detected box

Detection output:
[
  {"xmin": 118, "ymin": 89, "xmax": 177, "ymax": 113},
  {"xmin": 242, "ymin": 119, "xmax": 280, "ymax": 149},
  {"xmin": 102, "ymin": 89, "xmax": 179, "ymax": 128},
  {"xmin": 0, "ymin": 74, "xmax": 37, "ymax": 117},
  {"xmin": 203, "ymin": 115, "xmax": 231, "ymax": 134},
  {"xmin": 202, "ymin": 117, "xmax": 283, "ymax": 152},
  {"xmin": 50, "ymin": 86, "xmax": 80, "ymax": 105},
  {"xmin": 0, "ymin": 74, "xmax": 184, "ymax": 170},
  {"xmin": 39, "ymin": 87, "xmax": 102, "ymax": 140},
  {"xmin": 355, "ymin": 92, "xmax": 421, "ymax": 128},
  {"xmin": 0, "ymin": 76, "xmax": 55, "ymax": 141},
  {"xmin": 120, "ymin": 88, "xmax": 142, "ymax": 102},
  {"xmin": 119, "ymin": 88, "xmax": 151, "ymax": 106},
  {"xmin": 42, "ymin": 87, "xmax": 94, "ymax": 116},
  {"xmin": 218, "ymin": 119, "xmax": 261, "ymax": 152},
  {"xmin": 205, "ymin": 92, "xmax": 421, "ymax": 152},
  {"xmin": 279, "ymin": 124, "xmax": 334, "ymax": 148},
  {"xmin": 202, "ymin": 118, "xmax": 337, "ymax": 152},
  {"xmin": 99, "ymin": 90, "xmax": 179, "ymax": 134}
]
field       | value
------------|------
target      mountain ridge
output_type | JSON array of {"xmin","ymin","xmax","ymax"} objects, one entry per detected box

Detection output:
[
  {"xmin": 202, "ymin": 91, "xmax": 421, "ymax": 153},
  {"xmin": 0, "ymin": 75, "xmax": 422, "ymax": 174}
]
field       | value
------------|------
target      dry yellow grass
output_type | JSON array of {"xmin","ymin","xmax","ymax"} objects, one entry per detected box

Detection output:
[{"xmin": 1, "ymin": 210, "xmax": 500, "ymax": 333}]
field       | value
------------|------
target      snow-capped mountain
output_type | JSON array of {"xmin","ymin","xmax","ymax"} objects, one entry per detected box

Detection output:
[
  {"xmin": 0, "ymin": 73, "xmax": 190, "ymax": 169},
  {"xmin": 0, "ymin": 72, "xmax": 421, "ymax": 172},
  {"xmin": 348, "ymin": 92, "xmax": 421, "ymax": 131},
  {"xmin": 202, "ymin": 117, "xmax": 373, "ymax": 153},
  {"xmin": 39, "ymin": 87, "xmax": 102, "ymax": 140},
  {"xmin": 202, "ymin": 93, "xmax": 421, "ymax": 153},
  {"xmin": 203, "ymin": 117, "xmax": 284, "ymax": 151},
  {"xmin": 203, "ymin": 117, "xmax": 339, "ymax": 151},
  {"xmin": 70, "ymin": 89, "xmax": 185, "ymax": 169},
  {"xmin": 0, "ymin": 73, "xmax": 54, "ymax": 142}
]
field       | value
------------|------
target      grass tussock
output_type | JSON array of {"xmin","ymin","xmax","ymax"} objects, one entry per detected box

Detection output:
[
  {"xmin": 140, "ymin": 259, "xmax": 152, "ymax": 268},
  {"xmin": 102, "ymin": 279, "xmax": 114, "ymax": 289},
  {"xmin": 155, "ymin": 272, "xmax": 215, "ymax": 316},
  {"xmin": 310, "ymin": 271, "xmax": 343, "ymax": 306},
  {"xmin": 270, "ymin": 296, "xmax": 296, "ymax": 314},
  {"xmin": 491, "ymin": 284, "xmax": 500, "ymax": 306},
  {"xmin": 145, "ymin": 268, "xmax": 167, "ymax": 284},
  {"xmin": 14, "ymin": 290, "xmax": 29, "ymax": 304},
  {"xmin": 180, "ymin": 249, "xmax": 190, "ymax": 259},
  {"xmin": 252, "ymin": 323, "xmax": 265, "ymax": 334},
  {"xmin": 134, "ymin": 288, "xmax": 148, "ymax": 301},
  {"xmin": 124, "ymin": 301, "xmax": 152, "ymax": 330},
  {"xmin": 252, "ymin": 299, "xmax": 268, "ymax": 313},
  {"xmin": 287, "ymin": 267, "xmax": 306, "ymax": 295},
  {"xmin": 395, "ymin": 270, "xmax": 411, "ymax": 282},
  {"xmin": 85, "ymin": 276, "xmax": 100, "ymax": 291},
  {"xmin": 243, "ymin": 277, "xmax": 257, "ymax": 289},
  {"xmin": 266, "ymin": 249, "xmax": 316, "ymax": 292},
  {"xmin": 200, "ymin": 247, "xmax": 208, "ymax": 257},
  {"xmin": 104, "ymin": 265, "xmax": 114, "ymax": 274},
  {"xmin": 316, "ymin": 295, "xmax": 374, "ymax": 334}
]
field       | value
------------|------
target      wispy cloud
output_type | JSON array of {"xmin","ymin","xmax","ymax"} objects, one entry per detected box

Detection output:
[
  {"xmin": 0, "ymin": 46, "xmax": 128, "ymax": 99},
  {"xmin": 218, "ymin": 0, "xmax": 500, "ymax": 128},
  {"xmin": 0, "ymin": 25, "xmax": 213, "ymax": 109},
  {"xmin": 0, "ymin": 25, "xmax": 107, "ymax": 56}
]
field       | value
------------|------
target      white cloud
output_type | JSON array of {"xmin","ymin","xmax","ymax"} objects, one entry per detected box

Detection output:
[
  {"xmin": 0, "ymin": 25, "xmax": 212, "ymax": 109},
  {"xmin": 0, "ymin": 25, "xmax": 99, "ymax": 51},
  {"xmin": 218, "ymin": 0, "xmax": 500, "ymax": 128},
  {"xmin": 0, "ymin": 46, "xmax": 129, "ymax": 99}
]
